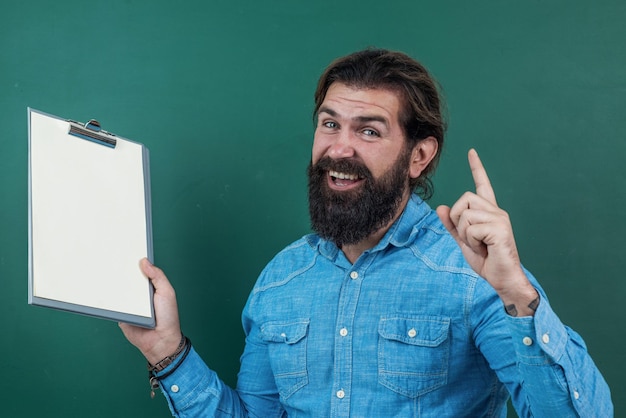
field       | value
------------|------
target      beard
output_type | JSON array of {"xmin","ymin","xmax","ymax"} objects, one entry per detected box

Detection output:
[{"xmin": 307, "ymin": 147, "xmax": 412, "ymax": 247}]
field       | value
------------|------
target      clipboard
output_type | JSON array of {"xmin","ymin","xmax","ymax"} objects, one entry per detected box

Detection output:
[{"xmin": 27, "ymin": 108, "xmax": 155, "ymax": 328}]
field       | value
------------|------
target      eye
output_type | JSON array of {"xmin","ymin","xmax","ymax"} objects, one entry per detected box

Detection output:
[
  {"xmin": 323, "ymin": 121, "xmax": 338, "ymax": 129},
  {"xmin": 362, "ymin": 128, "xmax": 380, "ymax": 137}
]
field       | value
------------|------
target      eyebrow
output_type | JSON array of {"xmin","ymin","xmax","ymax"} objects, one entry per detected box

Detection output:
[{"xmin": 318, "ymin": 106, "xmax": 390, "ymax": 127}]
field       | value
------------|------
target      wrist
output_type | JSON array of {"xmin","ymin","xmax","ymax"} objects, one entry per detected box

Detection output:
[
  {"xmin": 147, "ymin": 335, "xmax": 192, "ymax": 399},
  {"xmin": 501, "ymin": 284, "xmax": 540, "ymax": 317},
  {"xmin": 144, "ymin": 331, "xmax": 184, "ymax": 366},
  {"xmin": 492, "ymin": 269, "xmax": 540, "ymax": 317},
  {"xmin": 148, "ymin": 333, "xmax": 186, "ymax": 372}
]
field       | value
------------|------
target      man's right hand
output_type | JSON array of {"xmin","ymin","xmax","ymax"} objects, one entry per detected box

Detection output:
[{"xmin": 119, "ymin": 258, "xmax": 183, "ymax": 365}]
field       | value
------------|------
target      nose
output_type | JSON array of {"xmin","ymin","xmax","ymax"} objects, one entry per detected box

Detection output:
[{"xmin": 327, "ymin": 130, "xmax": 356, "ymax": 159}]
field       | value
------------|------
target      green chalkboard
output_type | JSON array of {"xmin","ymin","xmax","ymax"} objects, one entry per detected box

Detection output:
[{"xmin": 1, "ymin": 0, "xmax": 623, "ymax": 416}]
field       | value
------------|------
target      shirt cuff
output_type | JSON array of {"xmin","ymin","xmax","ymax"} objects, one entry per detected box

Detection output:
[
  {"xmin": 155, "ymin": 346, "xmax": 218, "ymax": 414},
  {"xmin": 506, "ymin": 292, "xmax": 568, "ymax": 365}
]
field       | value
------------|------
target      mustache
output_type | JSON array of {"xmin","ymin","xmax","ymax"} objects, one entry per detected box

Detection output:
[{"xmin": 312, "ymin": 156, "xmax": 373, "ymax": 180}]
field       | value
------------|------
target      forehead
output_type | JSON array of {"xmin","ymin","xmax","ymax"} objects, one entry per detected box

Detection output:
[{"xmin": 319, "ymin": 83, "xmax": 403, "ymax": 123}]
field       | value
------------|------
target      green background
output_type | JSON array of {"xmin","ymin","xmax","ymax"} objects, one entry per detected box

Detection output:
[{"xmin": 2, "ymin": 1, "xmax": 623, "ymax": 416}]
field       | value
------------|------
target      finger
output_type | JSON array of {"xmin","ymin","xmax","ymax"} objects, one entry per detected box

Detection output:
[
  {"xmin": 436, "ymin": 205, "xmax": 463, "ymax": 246},
  {"xmin": 438, "ymin": 205, "xmax": 488, "ymax": 258},
  {"xmin": 464, "ymin": 224, "xmax": 489, "ymax": 257},
  {"xmin": 436, "ymin": 205, "xmax": 454, "ymax": 232},
  {"xmin": 119, "ymin": 321, "xmax": 139, "ymax": 338},
  {"xmin": 468, "ymin": 149, "xmax": 497, "ymax": 205},
  {"xmin": 140, "ymin": 258, "xmax": 172, "ymax": 292},
  {"xmin": 446, "ymin": 193, "xmax": 493, "ymax": 243},
  {"xmin": 452, "ymin": 207, "xmax": 494, "ymax": 240}
]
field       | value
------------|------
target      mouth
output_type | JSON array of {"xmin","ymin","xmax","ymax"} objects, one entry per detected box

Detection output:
[{"xmin": 328, "ymin": 170, "xmax": 364, "ymax": 189}]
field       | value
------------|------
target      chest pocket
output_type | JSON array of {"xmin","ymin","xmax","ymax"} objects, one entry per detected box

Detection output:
[
  {"xmin": 260, "ymin": 319, "xmax": 309, "ymax": 400},
  {"xmin": 378, "ymin": 316, "xmax": 450, "ymax": 398}
]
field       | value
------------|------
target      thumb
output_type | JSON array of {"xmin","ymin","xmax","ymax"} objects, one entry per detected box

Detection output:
[
  {"xmin": 140, "ymin": 258, "xmax": 171, "ymax": 291},
  {"xmin": 436, "ymin": 205, "xmax": 465, "ymax": 249},
  {"xmin": 436, "ymin": 205, "xmax": 456, "ymax": 236}
]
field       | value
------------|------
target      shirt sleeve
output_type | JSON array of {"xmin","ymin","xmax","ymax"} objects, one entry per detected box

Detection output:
[
  {"xmin": 154, "ymin": 306, "xmax": 285, "ymax": 417},
  {"xmin": 155, "ymin": 346, "xmax": 248, "ymax": 417},
  {"xmin": 472, "ymin": 276, "xmax": 613, "ymax": 417},
  {"xmin": 505, "ymin": 296, "xmax": 613, "ymax": 417}
]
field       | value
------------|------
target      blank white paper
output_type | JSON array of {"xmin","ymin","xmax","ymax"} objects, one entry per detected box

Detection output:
[{"xmin": 29, "ymin": 109, "xmax": 153, "ymax": 325}]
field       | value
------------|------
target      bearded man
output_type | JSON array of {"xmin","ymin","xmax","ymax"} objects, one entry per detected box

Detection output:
[{"xmin": 120, "ymin": 48, "xmax": 612, "ymax": 417}]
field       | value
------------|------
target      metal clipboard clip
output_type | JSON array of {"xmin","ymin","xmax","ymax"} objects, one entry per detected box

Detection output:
[{"xmin": 68, "ymin": 119, "xmax": 117, "ymax": 148}]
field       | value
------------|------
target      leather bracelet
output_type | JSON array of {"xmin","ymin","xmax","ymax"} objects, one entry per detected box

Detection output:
[
  {"xmin": 148, "ymin": 334, "xmax": 186, "ymax": 373},
  {"xmin": 148, "ymin": 336, "xmax": 192, "ymax": 399}
]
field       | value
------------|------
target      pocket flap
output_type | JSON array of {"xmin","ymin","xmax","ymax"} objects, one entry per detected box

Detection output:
[
  {"xmin": 379, "ymin": 316, "xmax": 449, "ymax": 347},
  {"xmin": 261, "ymin": 319, "xmax": 310, "ymax": 344}
]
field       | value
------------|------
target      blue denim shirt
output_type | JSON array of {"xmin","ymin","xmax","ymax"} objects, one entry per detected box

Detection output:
[{"xmin": 156, "ymin": 195, "xmax": 612, "ymax": 417}]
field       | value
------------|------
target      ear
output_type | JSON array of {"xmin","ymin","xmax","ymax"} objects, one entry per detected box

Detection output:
[{"xmin": 409, "ymin": 136, "xmax": 438, "ymax": 179}]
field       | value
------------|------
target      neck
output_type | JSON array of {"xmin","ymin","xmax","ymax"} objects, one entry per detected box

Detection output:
[{"xmin": 340, "ymin": 192, "xmax": 411, "ymax": 264}]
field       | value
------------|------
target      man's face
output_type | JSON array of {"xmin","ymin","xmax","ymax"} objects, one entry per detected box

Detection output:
[{"xmin": 308, "ymin": 83, "xmax": 414, "ymax": 246}]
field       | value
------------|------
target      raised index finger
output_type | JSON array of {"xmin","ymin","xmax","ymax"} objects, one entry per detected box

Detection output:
[{"xmin": 468, "ymin": 148, "xmax": 497, "ymax": 205}]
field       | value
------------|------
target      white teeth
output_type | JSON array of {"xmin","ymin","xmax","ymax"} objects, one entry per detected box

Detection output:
[{"xmin": 329, "ymin": 170, "xmax": 359, "ymax": 180}]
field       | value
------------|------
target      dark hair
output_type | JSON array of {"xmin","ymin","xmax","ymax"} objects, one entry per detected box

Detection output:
[{"xmin": 314, "ymin": 48, "xmax": 446, "ymax": 199}]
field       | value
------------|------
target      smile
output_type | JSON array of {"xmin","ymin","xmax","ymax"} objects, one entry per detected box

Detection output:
[
  {"xmin": 328, "ymin": 170, "xmax": 364, "ymax": 189},
  {"xmin": 329, "ymin": 170, "xmax": 362, "ymax": 181}
]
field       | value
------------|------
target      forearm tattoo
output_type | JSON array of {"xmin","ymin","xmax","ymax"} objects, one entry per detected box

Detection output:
[{"xmin": 505, "ymin": 293, "xmax": 540, "ymax": 317}]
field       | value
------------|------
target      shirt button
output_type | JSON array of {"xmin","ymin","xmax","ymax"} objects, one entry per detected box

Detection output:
[
  {"xmin": 407, "ymin": 328, "xmax": 417, "ymax": 338},
  {"xmin": 336, "ymin": 389, "xmax": 345, "ymax": 399},
  {"xmin": 574, "ymin": 391, "xmax": 580, "ymax": 400},
  {"xmin": 280, "ymin": 332, "xmax": 286, "ymax": 338},
  {"xmin": 542, "ymin": 333, "xmax": 550, "ymax": 344},
  {"xmin": 171, "ymin": 385, "xmax": 179, "ymax": 393},
  {"xmin": 340, "ymin": 328, "xmax": 348, "ymax": 337},
  {"xmin": 522, "ymin": 337, "xmax": 533, "ymax": 346},
  {"xmin": 350, "ymin": 271, "xmax": 359, "ymax": 280}
]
